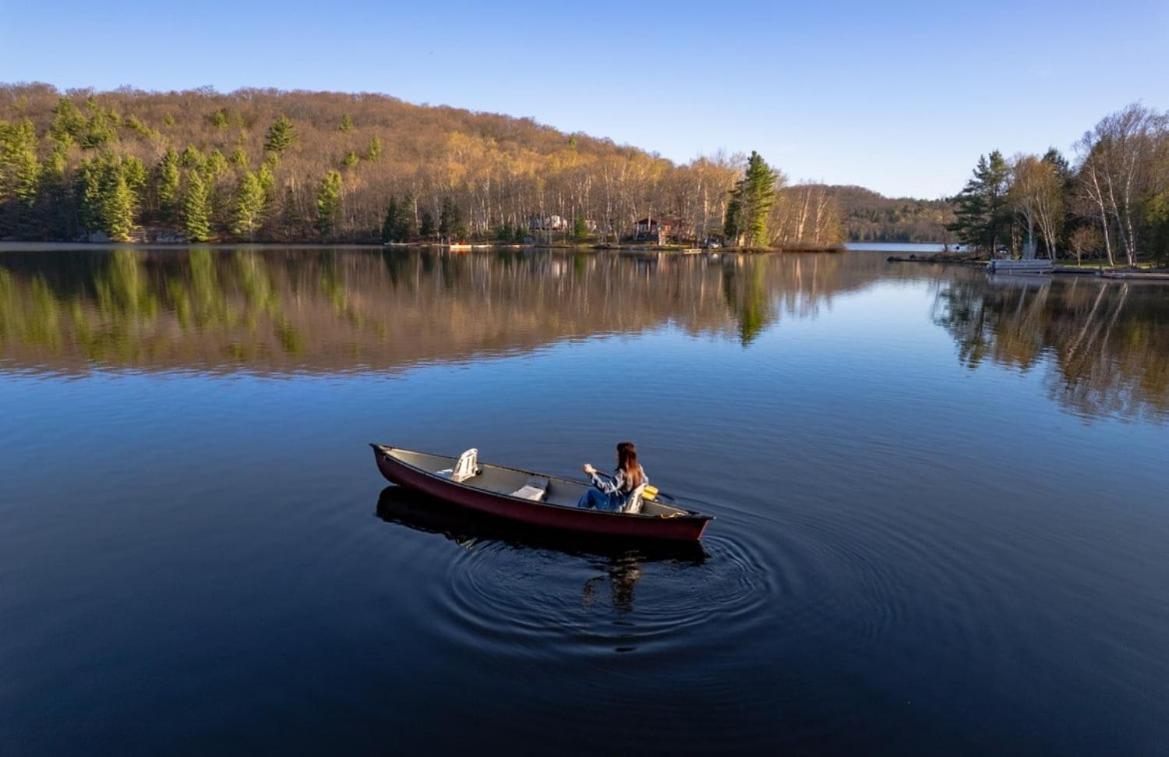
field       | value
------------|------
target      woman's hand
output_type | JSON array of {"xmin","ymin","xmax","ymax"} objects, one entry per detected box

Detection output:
[{"xmin": 582, "ymin": 463, "xmax": 596, "ymax": 475}]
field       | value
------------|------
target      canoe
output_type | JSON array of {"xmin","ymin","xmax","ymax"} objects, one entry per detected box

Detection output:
[
  {"xmin": 371, "ymin": 445, "xmax": 713, "ymax": 542},
  {"xmin": 375, "ymin": 485, "xmax": 709, "ymax": 562}
]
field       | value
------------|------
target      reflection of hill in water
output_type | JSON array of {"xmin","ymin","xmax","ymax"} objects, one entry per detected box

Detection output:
[
  {"xmin": 0, "ymin": 247, "xmax": 881, "ymax": 375},
  {"xmin": 934, "ymin": 275, "xmax": 1169, "ymax": 420}
]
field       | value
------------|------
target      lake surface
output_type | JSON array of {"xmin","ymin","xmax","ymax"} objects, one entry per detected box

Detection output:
[{"xmin": 2, "ymin": 247, "xmax": 1167, "ymax": 754}]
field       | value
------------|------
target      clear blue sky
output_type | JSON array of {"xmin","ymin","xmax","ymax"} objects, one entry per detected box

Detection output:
[{"xmin": 2, "ymin": 0, "xmax": 1166, "ymax": 198}]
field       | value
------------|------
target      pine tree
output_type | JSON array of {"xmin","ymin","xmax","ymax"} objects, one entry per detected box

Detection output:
[
  {"xmin": 264, "ymin": 115, "xmax": 295, "ymax": 155},
  {"xmin": 339, "ymin": 114, "xmax": 354, "ymax": 132},
  {"xmin": 947, "ymin": 151, "xmax": 1011, "ymax": 252},
  {"xmin": 419, "ymin": 209, "xmax": 436, "ymax": 239},
  {"xmin": 439, "ymin": 196, "xmax": 464, "ymax": 241},
  {"xmin": 79, "ymin": 100, "xmax": 117, "ymax": 150},
  {"xmin": 257, "ymin": 162, "xmax": 276, "ymax": 214},
  {"xmin": 397, "ymin": 193, "xmax": 417, "ymax": 239},
  {"xmin": 232, "ymin": 170, "xmax": 266, "ymax": 239},
  {"xmin": 382, "ymin": 194, "xmax": 418, "ymax": 242},
  {"xmin": 103, "ymin": 169, "xmax": 136, "ymax": 241},
  {"xmin": 49, "ymin": 98, "xmax": 85, "ymax": 146},
  {"xmin": 365, "ymin": 135, "xmax": 382, "ymax": 161},
  {"xmin": 38, "ymin": 142, "xmax": 73, "ymax": 239},
  {"xmin": 0, "ymin": 119, "xmax": 42, "ymax": 207},
  {"xmin": 183, "ymin": 169, "xmax": 212, "ymax": 242},
  {"xmin": 725, "ymin": 151, "xmax": 777, "ymax": 247},
  {"xmin": 204, "ymin": 149, "xmax": 229, "ymax": 182},
  {"xmin": 382, "ymin": 196, "xmax": 400, "ymax": 243},
  {"xmin": 76, "ymin": 157, "xmax": 106, "ymax": 233},
  {"xmin": 154, "ymin": 147, "xmax": 181, "ymax": 221},
  {"xmin": 73, "ymin": 154, "xmax": 139, "ymax": 240},
  {"xmin": 180, "ymin": 145, "xmax": 204, "ymax": 170},
  {"xmin": 122, "ymin": 156, "xmax": 146, "ymax": 194},
  {"xmin": 315, "ymin": 170, "xmax": 343, "ymax": 238},
  {"xmin": 723, "ymin": 195, "xmax": 742, "ymax": 243}
]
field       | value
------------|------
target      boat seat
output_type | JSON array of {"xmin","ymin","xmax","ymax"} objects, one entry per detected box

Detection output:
[
  {"xmin": 622, "ymin": 483, "xmax": 648, "ymax": 515},
  {"xmin": 437, "ymin": 448, "xmax": 480, "ymax": 483},
  {"xmin": 511, "ymin": 475, "xmax": 549, "ymax": 501}
]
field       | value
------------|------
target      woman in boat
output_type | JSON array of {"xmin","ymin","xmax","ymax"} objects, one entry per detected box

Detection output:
[{"xmin": 578, "ymin": 441, "xmax": 648, "ymax": 512}]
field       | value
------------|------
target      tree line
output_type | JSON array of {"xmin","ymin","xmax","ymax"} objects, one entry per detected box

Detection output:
[
  {"xmin": 0, "ymin": 84, "xmax": 842, "ymax": 248},
  {"xmin": 948, "ymin": 103, "xmax": 1169, "ymax": 265},
  {"xmin": 822, "ymin": 185, "xmax": 955, "ymax": 243}
]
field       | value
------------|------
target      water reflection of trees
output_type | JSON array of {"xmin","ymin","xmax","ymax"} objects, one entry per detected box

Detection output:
[
  {"xmin": 934, "ymin": 274, "xmax": 1169, "ymax": 420},
  {"xmin": 0, "ymin": 248, "xmax": 882, "ymax": 373}
]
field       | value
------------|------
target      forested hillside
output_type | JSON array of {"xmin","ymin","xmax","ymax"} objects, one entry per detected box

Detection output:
[
  {"xmin": 824, "ymin": 185, "xmax": 954, "ymax": 242},
  {"xmin": 0, "ymin": 84, "xmax": 843, "ymax": 246}
]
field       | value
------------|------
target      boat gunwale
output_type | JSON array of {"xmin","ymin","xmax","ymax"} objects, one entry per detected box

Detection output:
[{"xmin": 371, "ymin": 443, "xmax": 712, "ymax": 523}]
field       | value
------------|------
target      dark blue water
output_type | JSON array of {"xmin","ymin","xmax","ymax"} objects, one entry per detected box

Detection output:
[{"xmin": 1, "ymin": 247, "xmax": 1167, "ymax": 754}]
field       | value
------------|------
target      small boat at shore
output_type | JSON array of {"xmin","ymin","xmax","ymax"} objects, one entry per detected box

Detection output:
[{"xmin": 371, "ymin": 445, "xmax": 713, "ymax": 542}]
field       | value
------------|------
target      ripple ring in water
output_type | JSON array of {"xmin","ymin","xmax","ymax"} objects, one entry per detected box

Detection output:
[{"xmin": 425, "ymin": 531, "xmax": 776, "ymax": 658}]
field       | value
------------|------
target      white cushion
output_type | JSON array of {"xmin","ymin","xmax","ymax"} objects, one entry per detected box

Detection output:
[{"xmin": 511, "ymin": 475, "xmax": 549, "ymax": 501}]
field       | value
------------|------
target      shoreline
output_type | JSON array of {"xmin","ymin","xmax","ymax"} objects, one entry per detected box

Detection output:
[
  {"xmin": 0, "ymin": 240, "xmax": 845, "ymax": 254},
  {"xmin": 886, "ymin": 253, "xmax": 1169, "ymax": 280}
]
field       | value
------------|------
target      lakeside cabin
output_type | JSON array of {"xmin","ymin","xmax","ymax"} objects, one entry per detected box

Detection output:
[{"xmin": 633, "ymin": 217, "xmax": 688, "ymax": 244}]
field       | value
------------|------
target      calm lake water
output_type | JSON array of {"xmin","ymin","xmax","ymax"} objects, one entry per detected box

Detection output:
[{"xmin": 2, "ymin": 247, "xmax": 1167, "ymax": 754}]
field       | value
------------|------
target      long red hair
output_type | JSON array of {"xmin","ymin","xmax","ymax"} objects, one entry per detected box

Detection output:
[{"xmin": 617, "ymin": 441, "xmax": 644, "ymax": 489}]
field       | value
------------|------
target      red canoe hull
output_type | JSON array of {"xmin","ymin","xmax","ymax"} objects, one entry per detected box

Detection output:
[{"xmin": 373, "ymin": 446, "xmax": 711, "ymax": 542}]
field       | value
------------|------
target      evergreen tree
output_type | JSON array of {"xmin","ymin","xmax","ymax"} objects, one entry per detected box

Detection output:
[
  {"xmin": 264, "ymin": 115, "xmax": 295, "ymax": 155},
  {"xmin": 723, "ymin": 195, "xmax": 742, "ymax": 243},
  {"xmin": 315, "ymin": 170, "xmax": 343, "ymax": 238},
  {"xmin": 79, "ymin": 101, "xmax": 117, "ymax": 150},
  {"xmin": 419, "ymin": 209, "xmax": 436, "ymax": 239},
  {"xmin": 572, "ymin": 216, "xmax": 588, "ymax": 241},
  {"xmin": 209, "ymin": 108, "xmax": 230, "ymax": 129},
  {"xmin": 382, "ymin": 194, "xmax": 418, "ymax": 242},
  {"xmin": 183, "ymin": 169, "xmax": 213, "ymax": 242},
  {"xmin": 76, "ymin": 157, "xmax": 106, "ymax": 233},
  {"xmin": 0, "ymin": 119, "xmax": 42, "ymax": 207},
  {"xmin": 122, "ymin": 156, "xmax": 146, "ymax": 194},
  {"xmin": 232, "ymin": 170, "xmax": 266, "ymax": 238},
  {"xmin": 74, "ymin": 154, "xmax": 138, "ymax": 240},
  {"xmin": 342, "ymin": 151, "xmax": 359, "ymax": 169},
  {"xmin": 724, "ymin": 151, "xmax": 776, "ymax": 246},
  {"xmin": 37, "ymin": 143, "xmax": 73, "ymax": 239},
  {"xmin": 339, "ymin": 114, "xmax": 354, "ymax": 132},
  {"xmin": 180, "ymin": 145, "xmax": 204, "ymax": 170},
  {"xmin": 154, "ymin": 147, "xmax": 181, "ymax": 221},
  {"xmin": 382, "ymin": 196, "xmax": 401, "ymax": 242},
  {"xmin": 947, "ymin": 151, "xmax": 1011, "ymax": 252},
  {"xmin": 257, "ymin": 163, "xmax": 276, "ymax": 214},
  {"xmin": 204, "ymin": 149, "xmax": 229, "ymax": 182},
  {"xmin": 439, "ymin": 196, "xmax": 464, "ymax": 241},
  {"xmin": 365, "ymin": 135, "xmax": 382, "ymax": 161},
  {"xmin": 102, "ymin": 169, "xmax": 136, "ymax": 241},
  {"xmin": 49, "ymin": 98, "xmax": 85, "ymax": 146}
]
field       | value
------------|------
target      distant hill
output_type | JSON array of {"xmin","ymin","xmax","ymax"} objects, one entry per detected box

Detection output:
[{"xmin": 821, "ymin": 185, "xmax": 955, "ymax": 243}]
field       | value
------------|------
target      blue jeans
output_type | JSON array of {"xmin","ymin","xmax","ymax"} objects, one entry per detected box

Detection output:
[{"xmin": 578, "ymin": 488, "xmax": 623, "ymax": 511}]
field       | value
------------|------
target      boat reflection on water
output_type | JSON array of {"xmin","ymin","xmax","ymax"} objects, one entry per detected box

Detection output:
[{"xmin": 375, "ymin": 485, "xmax": 707, "ymax": 614}]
